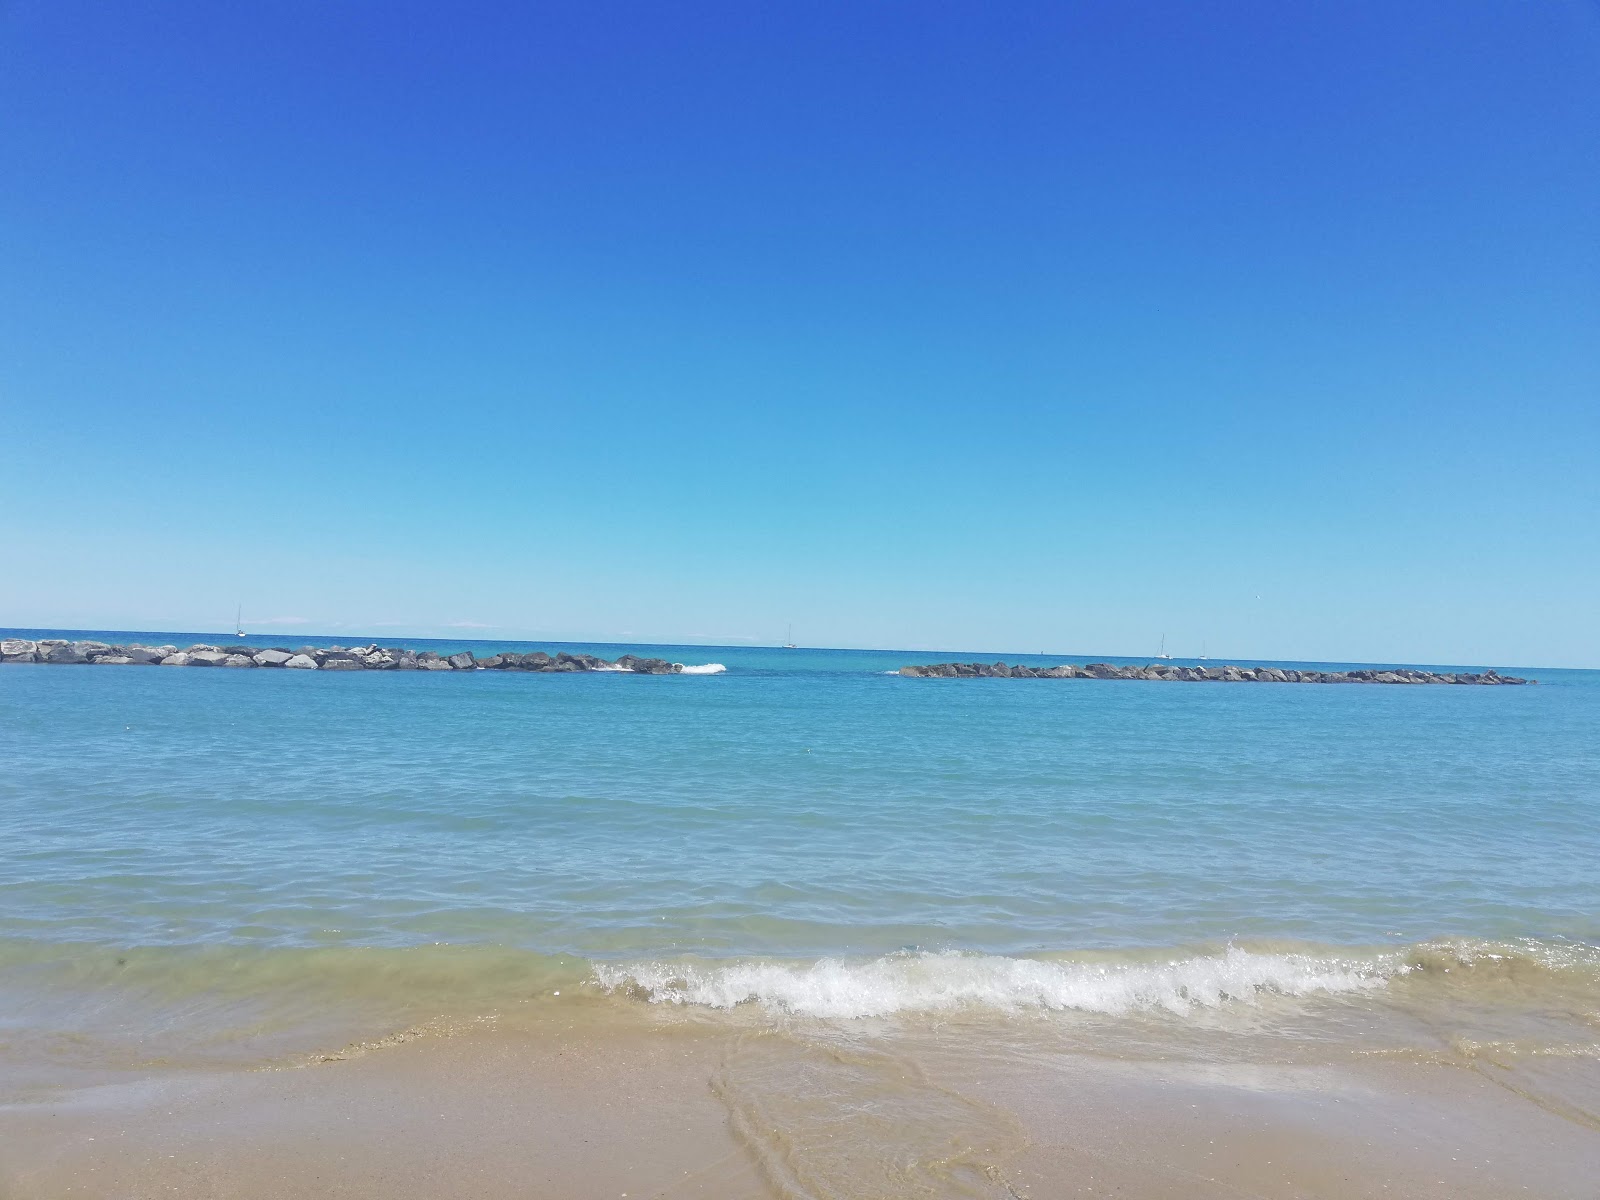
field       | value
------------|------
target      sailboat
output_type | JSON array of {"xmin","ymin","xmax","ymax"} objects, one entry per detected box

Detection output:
[
  {"xmin": 1155, "ymin": 634, "xmax": 1171, "ymax": 660},
  {"xmin": 235, "ymin": 605, "xmax": 245, "ymax": 639},
  {"xmin": 782, "ymin": 624, "xmax": 798, "ymax": 649},
  {"xmin": 1198, "ymin": 641, "xmax": 1208, "ymax": 661}
]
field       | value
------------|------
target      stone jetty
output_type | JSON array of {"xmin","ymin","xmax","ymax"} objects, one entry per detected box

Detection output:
[
  {"xmin": 0, "ymin": 639, "xmax": 690, "ymax": 674},
  {"xmin": 898, "ymin": 661, "xmax": 1531, "ymax": 685}
]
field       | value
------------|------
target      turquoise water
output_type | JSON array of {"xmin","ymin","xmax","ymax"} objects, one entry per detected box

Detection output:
[{"xmin": 1, "ymin": 630, "xmax": 1598, "ymax": 1051}]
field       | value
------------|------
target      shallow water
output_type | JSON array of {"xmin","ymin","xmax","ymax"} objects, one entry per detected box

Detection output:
[{"xmin": 2, "ymin": 630, "xmax": 1597, "ymax": 1117}]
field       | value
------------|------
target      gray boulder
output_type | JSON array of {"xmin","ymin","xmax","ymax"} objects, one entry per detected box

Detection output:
[
  {"xmin": 188, "ymin": 650, "xmax": 228, "ymax": 667},
  {"xmin": 222, "ymin": 654, "xmax": 257, "ymax": 668},
  {"xmin": 283, "ymin": 654, "xmax": 319, "ymax": 669},
  {"xmin": 554, "ymin": 652, "xmax": 604, "ymax": 671},
  {"xmin": 159, "ymin": 653, "xmax": 193, "ymax": 666},
  {"xmin": 417, "ymin": 658, "xmax": 453, "ymax": 671},
  {"xmin": 447, "ymin": 652, "xmax": 476, "ymax": 670},
  {"xmin": 1, "ymin": 638, "xmax": 38, "ymax": 663},
  {"xmin": 476, "ymin": 654, "xmax": 506, "ymax": 669},
  {"xmin": 93, "ymin": 655, "xmax": 134, "ymax": 665},
  {"xmin": 119, "ymin": 646, "xmax": 164, "ymax": 664},
  {"xmin": 321, "ymin": 658, "xmax": 364, "ymax": 671},
  {"xmin": 253, "ymin": 649, "xmax": 294, "ymax": 667},
  {"xmin": 40, "ymin": 643, "xmax": 89, "ymax": 663},
  {"xmin": 622, "ymin": 656, "xmax": 676, "ymax": 674}
]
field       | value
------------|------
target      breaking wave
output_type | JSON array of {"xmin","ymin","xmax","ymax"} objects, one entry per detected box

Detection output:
[
  {"xmin": 675, "ymin": 662, "xmax": 727, "ymax": 675},
  {"xmin": 590, "ymin": 946, "xmax": 1409, "ymax": 1019}
]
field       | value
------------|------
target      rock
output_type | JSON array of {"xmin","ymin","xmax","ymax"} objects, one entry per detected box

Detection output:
[
  {"xmin": 187, "ymin": 650, "xmax": 228, "ymax": 666},
  {"xmin": 321, "ymin": 658, "xmax": 364, "ymax": 670},
  {"xmin": 40, "ymin": 642, "xmax": 89, "ymax": 663},
  {"xmin": 187, "ymin": 645, "xmax": 222, "ymax": 654},
  {"xmin": 93, "ymin": 655, "xmax": 134, "ymax": 665},
  {"xmin": 282, "ymin": 654, "xmax": 319, "ymax": 669},
  {"xmin": 520, "ymin": 652, "xmax": 552, "ymax": 670},
  {"xmin": 476, "ymin": 654, "xmax": 506, "ymax": 669},
  {"xmin": 220, "ymin": 645, "xmax": 255, "ymax": 656},
  {"xmin": 159, "ymin": 653, "xmax": 192, "ymax": 666},
  {"xmin": 622, "ymin": 656, "xmax": 676, "ymax": 674},
  {"xmin": 447, "ymin": 652, "xmax": 476, "ymax": 670},
  {"xmin": 253, "ymin": 649, "xmax": 294, "ymax": 667},
  {"xmin": 117, "ymin": 646, "xmax": 164, "ymax": 664},
  {"xmin": 417, "ymin": 658, "xmax": 453, "ymax": 671},
  {"xmin": 390, "ymin": 649, "xmax": 419, "ymax": 670},
  {"xmin": 2, "ymin": 638, "xmax": 38, "ymax": 658},
  {"xmin": 222, "ymin": 654, "xmax": 257, "ymax": 667}
]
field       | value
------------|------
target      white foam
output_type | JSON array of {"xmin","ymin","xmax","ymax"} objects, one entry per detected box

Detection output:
[
  {"xmin": 674, "ymin": 662, "xmax": 727, "ymax": 675},
  {"xmin": 591, "ymin": 947, "xmax": 1405, "ymax": 1019}
]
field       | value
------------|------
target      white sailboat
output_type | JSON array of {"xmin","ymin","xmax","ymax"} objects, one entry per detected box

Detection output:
[
  {"xmin": 782, "ymin": 624, "xmax": 798, "ymax": 649},
  {"xmin": 1155, "ymin": 634, "xmax": 1171, "ymax": 660},
  {"xmin": 1198, "ymin": 641, "xmax": 1208, "ymax": 661},
  {"xmin": 235, "ymin": 604, "xmax": 245, "ymax": 638}
]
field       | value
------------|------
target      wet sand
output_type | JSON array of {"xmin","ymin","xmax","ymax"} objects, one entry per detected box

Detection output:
[{"xmin": 3, "ymin": 1014, "xmax": 1595, "ymax": 1199}]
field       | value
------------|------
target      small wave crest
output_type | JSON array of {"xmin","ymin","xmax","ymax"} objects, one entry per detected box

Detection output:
[
  {"xmin": 675, "ymin": 662, "xmax": 727, "ymax": 675},
  {"xmin": 591, "ymin": 947, "xmax": 1404, "ymax": 1019}
]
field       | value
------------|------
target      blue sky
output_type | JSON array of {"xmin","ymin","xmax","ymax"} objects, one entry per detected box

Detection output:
[{"xmin": 2, "ymin": 2, "xmax": 1596, "ymax": 665}]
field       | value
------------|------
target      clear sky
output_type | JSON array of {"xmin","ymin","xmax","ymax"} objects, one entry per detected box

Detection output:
[{"xmin": 2, "ymin": 2, "xmax": 1597, "ymax": 666}]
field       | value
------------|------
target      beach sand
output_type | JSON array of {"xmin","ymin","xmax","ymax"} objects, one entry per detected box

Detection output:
[{"xmin": 4, "ymin": 1010, "xmax": 1594, "ymax": 1199}]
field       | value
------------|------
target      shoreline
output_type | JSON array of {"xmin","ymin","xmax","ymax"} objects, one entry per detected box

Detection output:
[{"xmin": 4, "ymin": 1014, "xmax": 1594, "ymax": 1199}]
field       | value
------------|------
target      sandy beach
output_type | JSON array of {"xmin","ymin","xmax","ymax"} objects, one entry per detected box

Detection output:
[{"xmin": 5, "ymin": 1005, "xmax": 1595, "ymax": 1200}]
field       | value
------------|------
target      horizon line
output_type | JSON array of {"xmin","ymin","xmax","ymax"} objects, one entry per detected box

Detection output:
[{"xmin": 0, "ymin": 625, "xmax": 1584, "ymax": 674}]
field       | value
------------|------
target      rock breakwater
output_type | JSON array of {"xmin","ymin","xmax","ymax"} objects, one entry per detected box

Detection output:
[
  {"xmin": 0, "ymin": 640, "xmax": 695, "ymax": 674},
  {"xmin": 898, "ymin": 661, "xmax": 1532, "ymax": 685}
]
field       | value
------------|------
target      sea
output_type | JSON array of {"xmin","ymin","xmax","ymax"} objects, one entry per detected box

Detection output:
[{"xmin": 2, "ymin": 629, "xmax": 1598, "ymax": 1155}]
